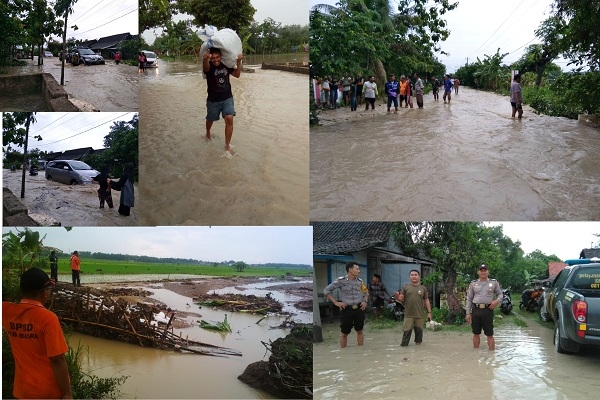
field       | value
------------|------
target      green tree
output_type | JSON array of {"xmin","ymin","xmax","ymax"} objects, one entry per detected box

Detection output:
[
  {"xmin": 232, "ymin": 261, "xmax": 248, "ymax": 272},
  {"xmin": 550, "ymin": 0, "xmax": 600, "ymax": 70},
  {"xmin": 472, "ymin": 49, "xmax": 510, "ymax": 91},
  {"xmin": 177, "ymin": 0, "xmax": 256, "ymax": 32},
  {"xmin": 54, "ymin": 0, "xmax": 79, "ymax": 85},
  {"xmin": 2, "ymin": 112, "xmax": 39, "ymax": 198},
  {"xmin": 0, "ymin": 1, "xmax": 27, "ymax": 64},
  {"xmin": 392, "ymin": 222, "xmax": 504, "ymax": 322},
  {"xmin": 140, "ymin": 0, "xmax": 178, "ymax": 32}
]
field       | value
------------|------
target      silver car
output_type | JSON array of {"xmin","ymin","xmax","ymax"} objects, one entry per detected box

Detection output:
[
  {"xmin": 142, "ymin": 50, "xmax": 158, "ymax": 67},
  {"xmin": 45, "ymin": 160, "xmax": 99, "ymax": 185}
]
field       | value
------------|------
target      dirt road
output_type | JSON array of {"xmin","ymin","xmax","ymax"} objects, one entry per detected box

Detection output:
[{"xmin": 3, "ymin": 169, "xmax": 138, "ymax": 226}]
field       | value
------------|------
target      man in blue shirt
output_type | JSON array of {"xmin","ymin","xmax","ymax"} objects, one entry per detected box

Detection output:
[
  {"xmin": 443, "ymin": 74, "xmax": 453, "ymax": 103},
  {"xmin": 385, "ymin": 74, "xmax": 400, "ymax": 113}
]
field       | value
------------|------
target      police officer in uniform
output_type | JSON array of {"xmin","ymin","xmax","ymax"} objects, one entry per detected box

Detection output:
[
  {"xmin": 466, "ymin": 264, "xmax": 503, "ymax": 350},
  {"xmin": 324, "ymin": 261, "xmax": 369, "ymax": 348}
]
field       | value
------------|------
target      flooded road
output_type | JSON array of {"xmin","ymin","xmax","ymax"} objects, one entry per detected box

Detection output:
[
  {"xmin": 2, "ymin": 170, "xmax": 139, "ymax": 226},
  {"xmin": 313, "ymin": 321, "xmax": 600, "ymax": 399},
  {"xmin": 0, "ymin": 57, "xmax": 138, "ymax": 111},
  {"xmin": 138, "ymin": 59, "xmax": 308, "ymax": 226},
  {"xmin": 64, "ymin": 277, "xmax": 311, "ymax": 398},
  {"xmin": 310, "ymin": 87, "xmax": 600, "ymax": 220}
]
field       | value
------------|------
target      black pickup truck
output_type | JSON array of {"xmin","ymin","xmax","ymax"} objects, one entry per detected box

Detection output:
[{"xmin": 539, "ymin": 259, "xmax": 600, "ymax": 353}]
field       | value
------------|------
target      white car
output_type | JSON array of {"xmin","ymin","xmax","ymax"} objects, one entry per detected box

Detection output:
[
  {"xmin": 44, "ymin": 51, "xmax": 53, "ymax": 57},
  {"xmin": 142, "ymin": 50, "xmax": 158, "ymax": 67}
]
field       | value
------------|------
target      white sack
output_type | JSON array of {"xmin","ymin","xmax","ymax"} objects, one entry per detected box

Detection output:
[{"xmin": 199, "ymin": 24, "xmax": 243, "ymax": 69}]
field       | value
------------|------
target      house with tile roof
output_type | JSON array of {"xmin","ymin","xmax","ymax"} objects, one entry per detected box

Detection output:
[
  {"xmin": 313, "ymin": 221, "xmax": 434, "ymax": 317},
  {"xmin": 43, "ymin": 147, "xmax": 107, "ymax": 163},
  {"xmin": 80, "ymin": 33, "xmax": 137, "ymax": 59}
]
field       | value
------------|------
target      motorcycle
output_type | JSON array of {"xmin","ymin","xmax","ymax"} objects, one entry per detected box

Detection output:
[
  {"xmin": 386, "ymin": 297, "xmax": 405, "ymax": 321},
  {"xmin": 500, "ymin": 288, "xmax": 513, "ymax": 315},
  {"xmin": 519, "ymin": 288, "xmax": 544, "ymax": 312},
  {"xmin": 29, "ymin": 166, "xmax": 38, "ymax": 176}
]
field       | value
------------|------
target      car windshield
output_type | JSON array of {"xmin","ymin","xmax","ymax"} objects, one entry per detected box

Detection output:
[
  {"xmin": 78, "ymin": 49, "xmax": 95, "ymax": 55},
  {"xmin": 68, "ymin": 161, "xmax": 93, "ymax": 170},
  {"xmin": 571, "ymin": 266, "xmax": 600, "ymax": 290},
  {"xmin": 144, "ymin": 52, "xmax": 156, "ymax": 58}
]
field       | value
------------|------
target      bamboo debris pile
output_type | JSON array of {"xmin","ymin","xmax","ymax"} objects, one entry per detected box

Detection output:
[
  {"xmin": 194, "ymin": 293, "xmax": 283, "ymax": 315},
  {"xmin": 49, "ymin": 283, "xmax": 241, "ymax": 357}
]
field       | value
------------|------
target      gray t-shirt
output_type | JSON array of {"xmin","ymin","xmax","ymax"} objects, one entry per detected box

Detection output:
[{"xmin": 510, "ymin": 81, "xmax": 522, "ymax": 103}]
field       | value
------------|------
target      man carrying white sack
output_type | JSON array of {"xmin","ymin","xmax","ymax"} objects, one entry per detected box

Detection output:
[{"xmin": 203, "ymin": 47, "xmax": 244, "ymax": 155}]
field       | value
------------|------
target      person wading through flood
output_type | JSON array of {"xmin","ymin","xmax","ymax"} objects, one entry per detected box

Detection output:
[
  {"xmin": 465, "ymin": 264, "xmax": 503, "ymax": 350},
  {"xmin": 395, "ymin": 269, "xmax": 432, "ymax": 346},
  {"xmin": 2, "ymin": 268, "xmax": 73, "ymax": 399},
  {"xmin": 70, "ymin": 251, "xmax": 81, "ymax": 287},
  {"xmin": 323, "ymin": 262, "xmax": 369, "ymax": 348},
  {"xmin": 203, "ymin": 48, "xmax": 244, "ymax": 156}
]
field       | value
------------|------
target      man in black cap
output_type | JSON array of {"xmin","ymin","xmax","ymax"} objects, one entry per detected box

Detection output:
[
  {"xmin": 465, "ymin": 264, "xmax": 503, "ymax": 350},
  {"xmin": 369, "ymin": 273, "xmax": 392, "ymax": 319},
  {"xmin": 2, "ymin": 268, "xmax": 73, "ymax": 399}
]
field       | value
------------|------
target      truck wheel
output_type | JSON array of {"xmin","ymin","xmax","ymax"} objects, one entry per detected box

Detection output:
[
  {"xmin": 554, "ymin": 323, "xmax": 578, "ymax": 354},
  {"xmin": 539, "ymin": 304, "xmax": 551, "ymax": 322}
]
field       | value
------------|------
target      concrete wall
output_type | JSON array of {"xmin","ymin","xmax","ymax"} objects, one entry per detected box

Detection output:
[{"xmin": 0, "ymin": 73, "xmax": 78, "ymax": 111}]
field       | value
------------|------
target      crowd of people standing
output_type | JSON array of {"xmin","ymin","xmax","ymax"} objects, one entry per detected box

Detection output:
[{"xmin": 315, "ymin": 73, "xmax": 461, "ymax": 111}]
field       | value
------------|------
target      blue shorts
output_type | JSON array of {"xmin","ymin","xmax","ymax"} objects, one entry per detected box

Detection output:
[{"xmin": 206, "ymin": 97, "xmax": 236, "ymax": 121}]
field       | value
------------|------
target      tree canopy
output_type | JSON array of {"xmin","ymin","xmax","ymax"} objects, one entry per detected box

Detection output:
[{"xmin": 176, "ymin": 0, "xmax": 256, "ymax": 32}]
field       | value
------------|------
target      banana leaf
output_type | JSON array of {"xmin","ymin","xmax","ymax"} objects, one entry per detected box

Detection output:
[{"xmin": 198, "ymin": 315, "xmax": 232, "ymax": 332}]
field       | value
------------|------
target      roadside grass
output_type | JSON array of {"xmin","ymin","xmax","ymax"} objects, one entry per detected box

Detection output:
[{"xmin": 38, "ymin": 258, "xmax": 312, "ymax": 278}]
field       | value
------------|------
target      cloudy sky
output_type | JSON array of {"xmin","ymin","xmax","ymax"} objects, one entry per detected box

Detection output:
[
  {"xmin": 143, "ymin": 0, "xmax": 309, "ymax": 44},
  {"xmin": 489, "ymin": 222, "xmax": 600, "ymax": 261},
  {"xmin": 309, "ymin": 0, "xmax": 569, "ymax": 73},
  {"xmin": 1, "ymin": 226, "xmax": 314, "ymax": 265},
  {"xmin": 6, "ymin": 112, "xmax": 137, "ymax": 154},
  {"xmin": 50, "ymin": 0, "xmax": 138, "ymax": 42}
]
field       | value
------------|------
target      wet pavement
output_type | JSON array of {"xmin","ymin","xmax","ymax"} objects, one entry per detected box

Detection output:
[
  {"xmin": 0, "ymin": 56, "xmax": 138, "ymax": 111},
  {"xmin": 310, "ymin": 87, "xmax": 600, "ymax": 220},
  {"xmin": 313, "ymin": 319, "xmax": 600, "ymax": 399}
]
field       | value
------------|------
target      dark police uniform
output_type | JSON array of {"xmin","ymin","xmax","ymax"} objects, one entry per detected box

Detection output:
[
  {"xmin": 466, "ymin": 278, "xmax": 503, "ymax": 336},
  {"xmin": 324, "ymin": 276, "xmax": 369, "ymax": 334}
]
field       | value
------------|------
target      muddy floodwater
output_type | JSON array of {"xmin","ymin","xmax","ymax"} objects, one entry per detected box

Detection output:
[
  {"xmin": 138, "ymin": 59, "xmax": 308, "ymax": 226},
  {"xmin": 310, "ymin": 87, "xmax": 600, "ymax": 220},
  {"xmin": 0, "ymin": 56, "xmax": 138, "ymax": 111},
  {"xmin": 65, "ymin": 277, "xmax": 311, "ymax": 399},
  {"xmin": 313, "ymin": 320, "xmax": 600, "ymax": 399},
  {"xmin": 2, "ymin": 170, "xmax": 138, "ymax": 226}
]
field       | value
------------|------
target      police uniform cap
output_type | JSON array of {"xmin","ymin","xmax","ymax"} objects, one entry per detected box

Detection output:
[
  {"xmin": 374, "ymin": 273, "xmax": 381, "ymax": 279},
  {"xmin": 478, "ymin": 264, "xmax": 488, "ymax": 270}
]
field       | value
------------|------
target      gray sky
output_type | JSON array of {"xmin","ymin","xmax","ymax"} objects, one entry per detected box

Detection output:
[
  {"xmin": 488, "ymin": 222, "xmax": 600, "ymax": 261},
  {"xmin": 310, "ymin": 0, "xmax": 568, "ymax": 73},
  {"xmin": 1, "ymin": 226, "xmax": 313, "ymax": 265},
  {"xmin": 50, "ymin": 0, "xmax": 138, "ymax": 42},
  {"xmin": 143, "ymin": 0, "xmax": 309, "ymax": 45},
  {"xmin": 6, "ymin": 112, "xmax": 137, "ymax": 154}
]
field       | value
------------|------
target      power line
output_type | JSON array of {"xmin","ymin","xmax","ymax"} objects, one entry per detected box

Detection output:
[
  {"xmin": 69, "ymin": 8, "xmax": 138, "ymax": 37},
  {"xmin": 468, "ymin": 0, "xmax": 528, "ymax": 58}
]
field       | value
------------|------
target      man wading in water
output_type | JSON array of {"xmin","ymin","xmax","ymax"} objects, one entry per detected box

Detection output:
[{"xmin": 203, "ymin": 48, "xmax": 244, "ymax": 156}]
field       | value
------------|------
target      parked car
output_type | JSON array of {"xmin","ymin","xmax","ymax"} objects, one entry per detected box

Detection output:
[
  {"xmin": 70, "ymin": 48, "xmax": 105, "ymax": 65},
  {"xmin": 540, "ymin": 258, "xmax": 600, "ymax": 353},
  {"xmin": 142, "ymin": 50, "xmax": 158, "ymax": 67},
  {"xmin": 43, "ymin": 51, "xmax": 53, "ymax": 57},
  {"xmin": 45, "ymin": 160, "xmax": 99, "ymax": 185}
]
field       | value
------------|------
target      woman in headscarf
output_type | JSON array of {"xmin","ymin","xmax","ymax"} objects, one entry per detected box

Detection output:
[
  {"xmin": 92, "ymin": 164, "xmax": 113, "ymax": 209},
  {"xmin": 110, "ymin": 163, "xmax": 135, "ymax": 216}
]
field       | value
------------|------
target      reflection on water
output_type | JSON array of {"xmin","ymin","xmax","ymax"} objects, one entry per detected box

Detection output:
[
  {"xmin": 313, "ymin": 321, "xmax": 600, "ymax": 399},
  {"xmin": 138, "ymin": 58, "xmax": 309, "ymax": 225},
  {"xmin": 66, "ymin": 277, "xmax": 310, "ymax": 399},
  {"xmin": 310, "ymin": 87, "xmax": 600, "ymax": 220}
]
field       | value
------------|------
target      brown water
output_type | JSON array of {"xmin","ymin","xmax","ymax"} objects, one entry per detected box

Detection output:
[
  {"xmin": 313, "ymin": 321, "xmax": 600, "ymax": 399},
  {"xmin": 67, "ymin": 280, "xmax": 311, "ymax": 399},
  {"xmin": 138, "ymin": 59, "xmax": 309, "ymax": 226},
  {"xmin": 310, "ymin": 87, "xmax": 600, "ymax": 220},
  {"xmin": 0, "ymin": 57, "xmax": 139, "ymax": 111}
]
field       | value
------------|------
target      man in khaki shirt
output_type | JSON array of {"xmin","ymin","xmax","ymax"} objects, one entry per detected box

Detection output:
[
  {"xmin": 395, "ymin": 270, "xmax": 432, "ymax": 347},
  {"xmin": 466, "ymin": 264, "xmax": 503, "ymax": 350}
]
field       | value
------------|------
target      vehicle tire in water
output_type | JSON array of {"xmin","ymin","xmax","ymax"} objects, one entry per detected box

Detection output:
[
  {"xmin": 554, "ymin": 322, "xmax": 577, "ymax": 354},
  {"xmin": 70, "ymin": 180, "xmax": 78, "ymax": 185},
  {"xmin": 46, "ymin": 175, "xmax": 52, "ymax": 180},
  {"xmin": 539, "ymin": 304, "xmax": 551, "ymax": 322}
]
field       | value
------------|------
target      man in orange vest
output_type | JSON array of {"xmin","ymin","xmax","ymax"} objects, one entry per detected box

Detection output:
[
  {"xmin": 2, "ymin": 268, "xmax": 73, "ymax": 399},
  {"xmin": 70, "ymin": 250, "xmax": 81, "ymax": 287}
]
